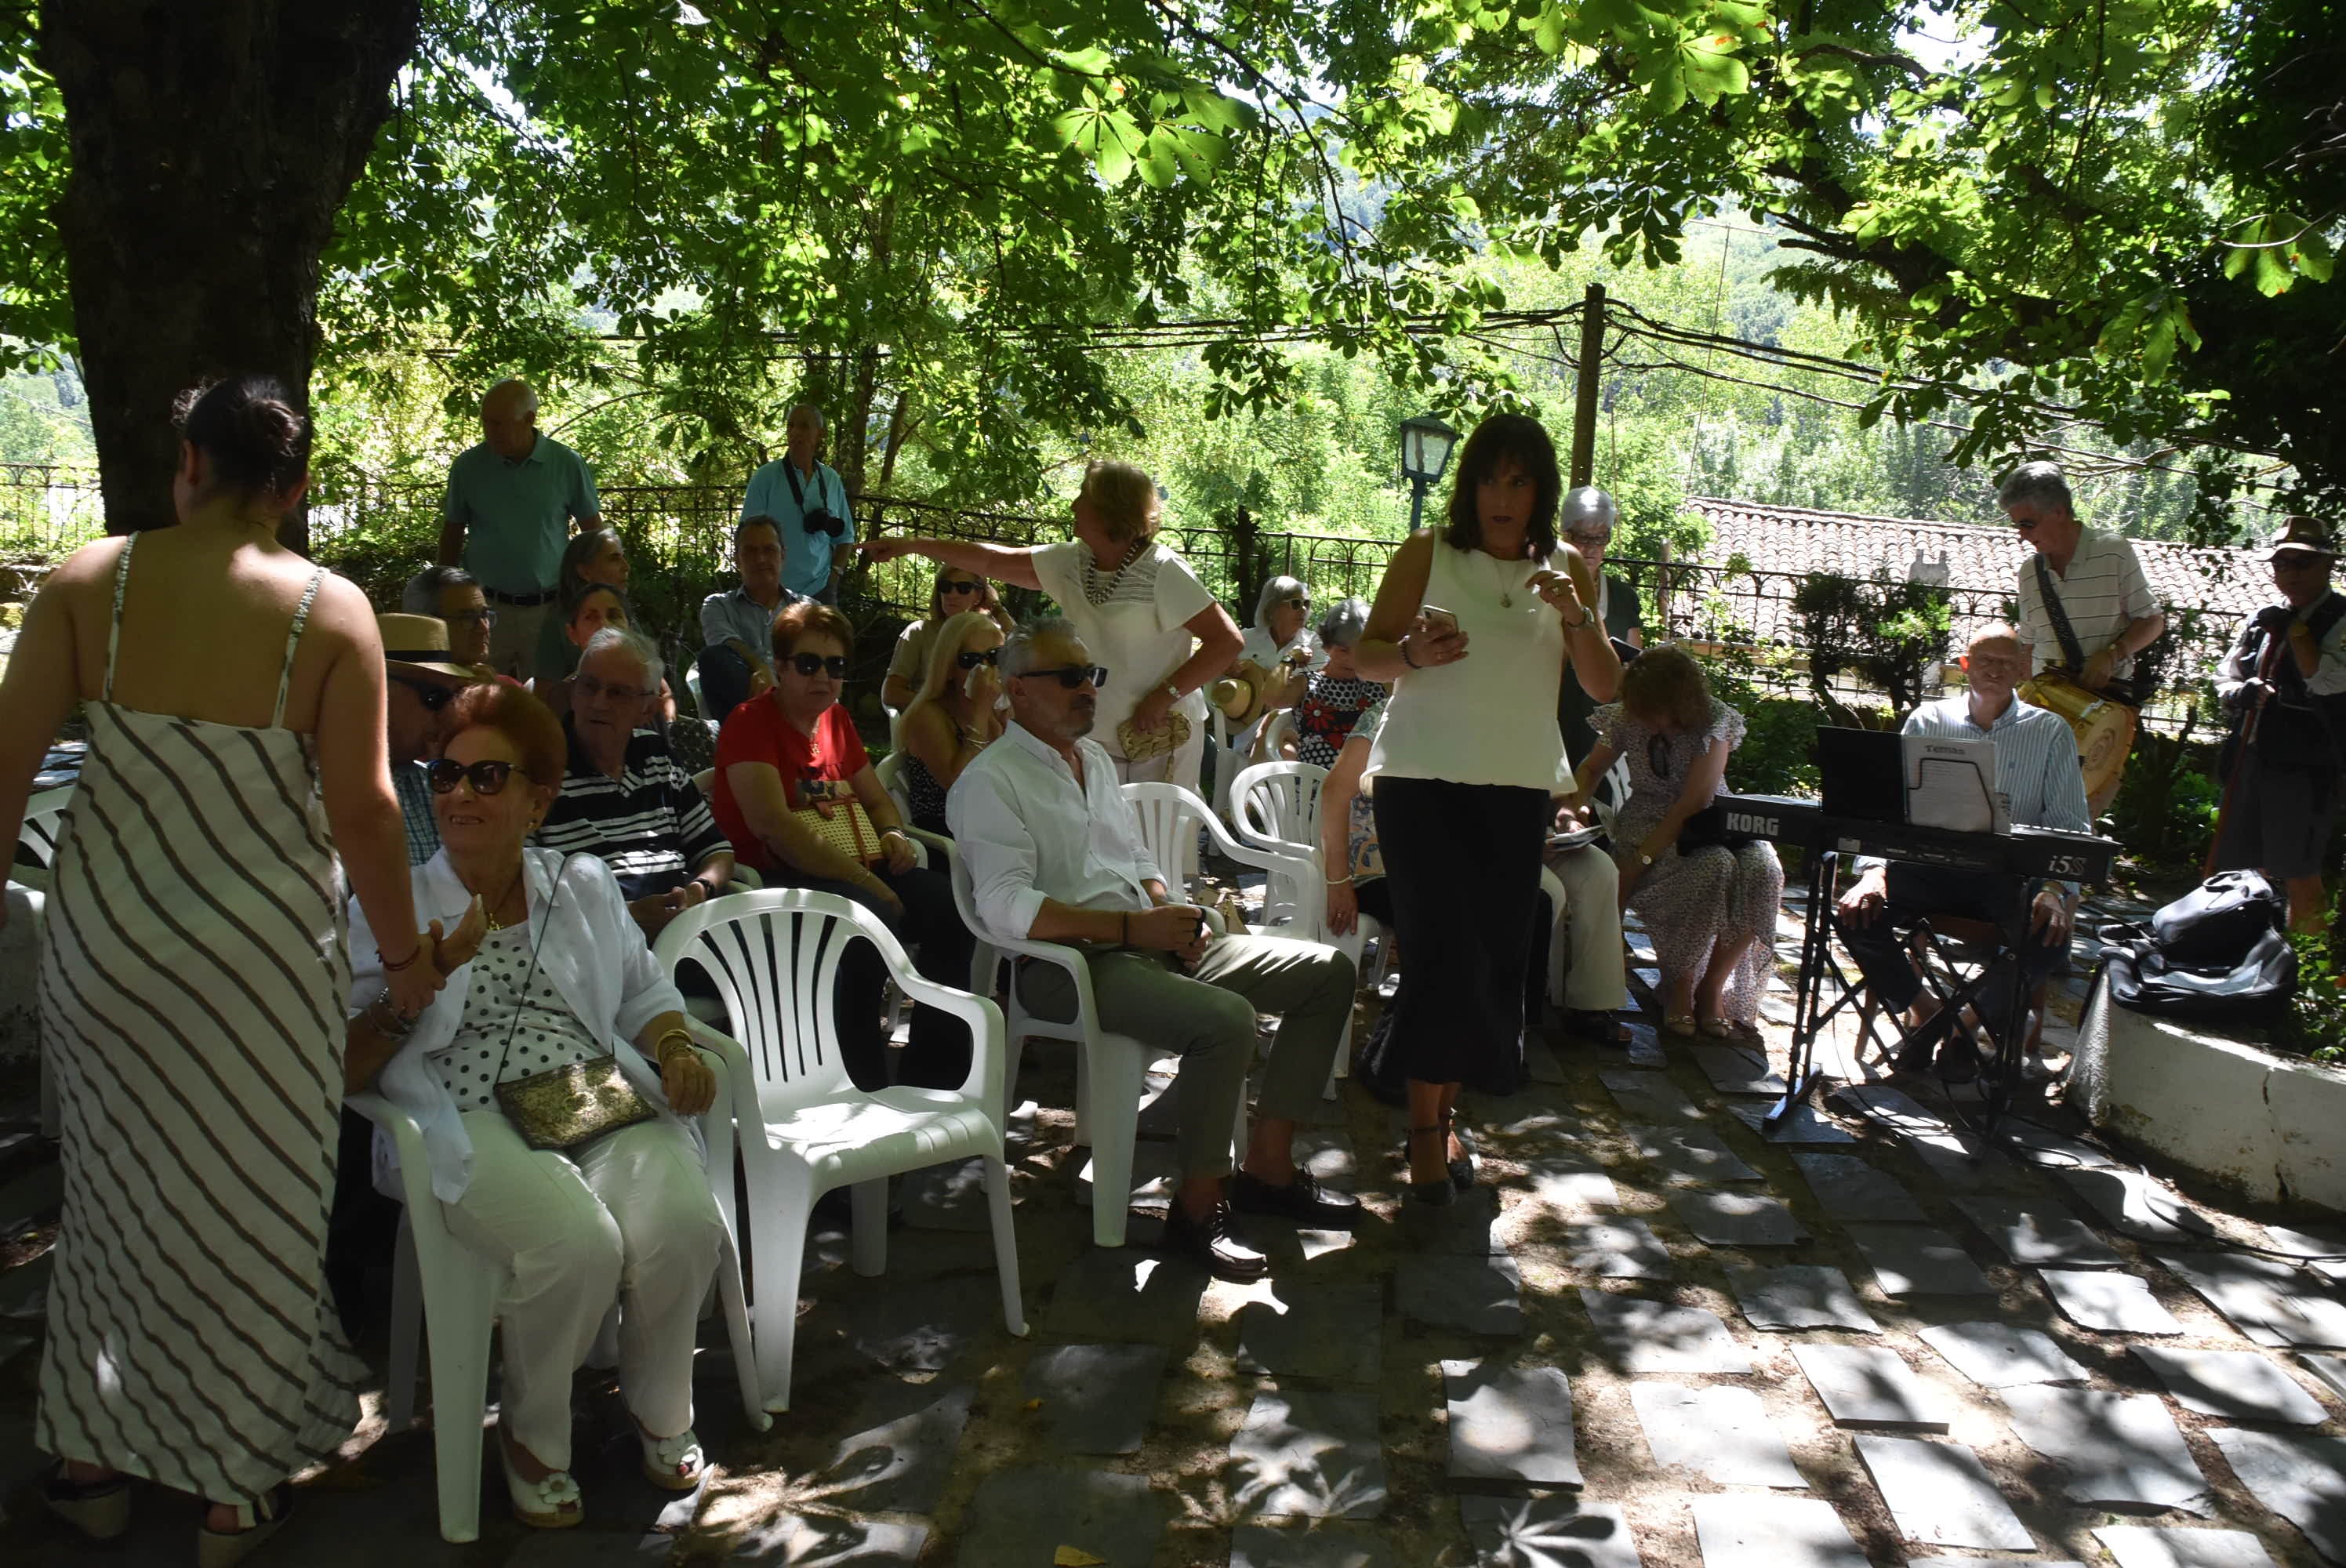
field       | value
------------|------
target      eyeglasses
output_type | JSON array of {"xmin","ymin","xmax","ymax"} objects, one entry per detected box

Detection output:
[
  {"xmin": 446, "ymin": 607, "xmax": 497, "ymax": 627},
  {"xmin": 941, "ymin": 579, "xmax": 983, "ymax": 597},
  {"xmin": 573, "ymin": 672, "xmax": 652, "ymax": 703},
  {"xmin": 2274, "ymin": 553, "xmax": 2328, "ymax": 571},
  {"xmin": 788, "ymin": 652, "xmax": 851, "ymax": 678},
  {"xmin": 391, "ymin": 676, "xmax": 455, "ymax": 713},
  {"xmin": 1017, "ymin": 665, "xmax": 1108, "ymax": 689},
  {"xmin": 957, "ymin": 647, "xmax": 1000, "ymax": 669},
  {"xmin": 426, "ymin": 758, "xmax": 534, "ymax": 796}
]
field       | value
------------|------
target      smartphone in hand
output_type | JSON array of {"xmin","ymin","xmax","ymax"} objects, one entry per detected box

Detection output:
[{"xmin": 1419, "ymin": 604, "xmax": 1460, "ymax": 637}]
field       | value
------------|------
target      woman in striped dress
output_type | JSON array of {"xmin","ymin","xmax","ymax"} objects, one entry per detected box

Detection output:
[{"xmin": 0, "ymin": 377, "xmax": 443, "ymax": 1564}]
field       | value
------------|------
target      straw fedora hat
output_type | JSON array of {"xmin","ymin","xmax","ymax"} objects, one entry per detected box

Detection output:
[
  {"xmin": 376, "ymin": 612, "xmax": 492, "ymax": 683},
  {"xmin": 2266, "ymin": 515, "xmax": 2337, "ymax": 561}
]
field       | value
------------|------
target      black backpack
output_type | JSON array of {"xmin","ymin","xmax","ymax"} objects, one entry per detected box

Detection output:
[{"xmin": 2095, "ymin": 871, "xmax": 2297, "ymax": 1025}]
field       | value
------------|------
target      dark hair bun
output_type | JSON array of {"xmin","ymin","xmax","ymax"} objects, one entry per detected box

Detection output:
[{"xmin": 173, "ymin": 375, "xmax": 313, "ymax": 498}]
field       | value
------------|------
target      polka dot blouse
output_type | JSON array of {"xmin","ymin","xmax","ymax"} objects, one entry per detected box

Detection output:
[{"xmin": 430, "ymin": 924, "xmax": 609, "ymax": 1112}]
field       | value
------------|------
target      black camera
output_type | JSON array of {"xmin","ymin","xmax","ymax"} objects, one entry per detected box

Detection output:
[{"xmin": 803, "ymin": 508, "xmax": 847, "ymax": 539}]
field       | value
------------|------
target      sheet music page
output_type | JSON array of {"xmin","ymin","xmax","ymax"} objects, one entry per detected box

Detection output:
[{"xmin": 1903, "ymin": 735, "xmax": 2003, "ymax": 833}]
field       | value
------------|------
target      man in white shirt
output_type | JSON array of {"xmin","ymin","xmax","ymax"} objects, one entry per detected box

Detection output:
[
  {"xmin": 2212, "ymin": 516, "xmax": 2346, "ymax": 932},
  {"xmin": 2002, "ymin": 461, "xmax": 2166, "ymax": 812},
  {"xmin": 950, "ymin": 619, "xmax": 1360, "ymax": 1282},
  {"xmin": 1835, "ymin": 627, "xmax": 2092, "ymax": 1082}
]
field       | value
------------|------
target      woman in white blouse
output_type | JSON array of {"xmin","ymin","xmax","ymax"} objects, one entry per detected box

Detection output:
[
  {"xmin": 343, "ymin": 684, "xmax": 724, "ymax": 1531},
  {"xmin": 855, "ymin": 459, "xmax": 1243, "ymax": 789}
]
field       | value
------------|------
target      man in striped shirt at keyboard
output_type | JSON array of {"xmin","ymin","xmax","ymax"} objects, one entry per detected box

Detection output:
[
  {"xmin": 1834, "ymin": 626, "xmax": 2093, "ymax": 1083},
  {"xmin": 535, "ymin": 626, "xmax": 736, "ymax": 938}
]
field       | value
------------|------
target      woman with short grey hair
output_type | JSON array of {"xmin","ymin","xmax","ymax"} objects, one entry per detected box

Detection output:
[
  {"xmin": 1242, "ymin": 574, "xmax": 1320, "ymax": 673},
  {"xmin": 1291, "ymin": 597, "xmax": 1386, "ymax": 768}
]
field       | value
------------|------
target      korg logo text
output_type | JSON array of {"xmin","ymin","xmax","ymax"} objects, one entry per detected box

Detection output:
[{"xmin": 1724, "ymin": 811, "xmax": 1777, "ymax": 837}]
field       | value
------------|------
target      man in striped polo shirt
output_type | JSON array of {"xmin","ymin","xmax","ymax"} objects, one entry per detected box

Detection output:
[
  {"xmin": 1835, "ymin": 626, "xmax": 2092, "ymax": 1081},
  {"xmin": 534, "ymin": 626, "xmax": 735, "ymax": 938},
  {"xmin": 2003, "ymin": 461, "xmax": 2166, "ymax": 811}
]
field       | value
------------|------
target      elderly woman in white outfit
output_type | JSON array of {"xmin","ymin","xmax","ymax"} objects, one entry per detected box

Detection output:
[
  {"xmin": 343, "ymin": 683, "xmax": 724, "ymax": 1531},
  {"xmin": 856, "ymin": 459, "xmax": 1243, "ymax": 789}
]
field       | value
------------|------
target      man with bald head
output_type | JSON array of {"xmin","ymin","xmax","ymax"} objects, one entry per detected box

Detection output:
[
  {"xmin": 438, "ymin": 378, "xmax": 604, "ymax": 679},
  {"xmin": 1835, "ymin": 626, "xmax": 2091, "ymax": 1082},
  {"xmin": 739, "ymin": 401, "xmax": 856, "ymax": 603}
]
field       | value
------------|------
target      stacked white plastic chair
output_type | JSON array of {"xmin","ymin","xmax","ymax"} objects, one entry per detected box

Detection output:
[
  {"xmin": 9, "ymin": 786, "xmax": 74, "ymax": 1139},
  {"xmin": 652, "ymin": 889, "xmax": 1025, "ymax": 1407}
]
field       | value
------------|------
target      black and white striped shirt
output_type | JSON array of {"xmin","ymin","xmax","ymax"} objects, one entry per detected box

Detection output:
[{"xmin": 534, "ymin": 724, "xmax": 730, "ymax": 898}]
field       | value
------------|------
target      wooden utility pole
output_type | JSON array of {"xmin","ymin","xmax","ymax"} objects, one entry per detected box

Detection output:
[{"xmin": 1569, "ymin": 282, "xmax": 1606, "ymax": 487}]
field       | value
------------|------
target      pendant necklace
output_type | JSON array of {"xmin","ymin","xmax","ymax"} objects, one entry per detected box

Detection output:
[{"xmin": 1487, "ymin": 549, "xmax": 1517, "ymax": 609}]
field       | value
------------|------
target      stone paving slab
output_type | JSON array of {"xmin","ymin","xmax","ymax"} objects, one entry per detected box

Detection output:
[
  {"xmin": 957, "ymin": 1465, "xmax": 1169, "ymax": 1568},
  {"xmin": 1999, "ymin": 1387, "xmax": 2211, "ymax": 1514},
  {"xmin": 899, "ymin": 1155, "xmax": 1002, "ymax": 1232},
  {"xmin": 1730, "ymin": 1100, "xmax": 1859, "ymax": 1145},
  {"xmin": 1600, "ymin": 1069, "xmax": 1704, "ymax": 1123},
  {"xmin": 1830, "ymin": 1085, "xmax": 1988, "ymax": 1185},
  {"xmin": 1444, "ymin": 1359, "xmax": 1582, "ymax": 1486},
  {"xmin": 2129, "ymin": 1345, "xmax": 2330, "ymax": 1425},
  {"xmin": 1669, "ymin": 1189, "xmax": 1807, "ymax": 1247},
  {"xmin": 1792, "ymin": 1342, "xmax": 1954, "ymax": 1430},
  {"xmin": 1228, "ymin": 1388, "xmax": 1389, "ymax": 1520},
  {"xmin": 1952, "ymin": 1196, "xmax": 2127, "ymax": 1269},
  {"xmin": 2203, "ymin": 1428, "xmax": 2346, "ymax": 1566},
  {"xmin": 1231, "ymin": 1520, "xmax": 1399, "ymax": 1568},
  {"xmin": 1854, "ymin": 1434, "xmax": 2033, "ymax": 1550},
  {"xmin": 730, "ymin": 1514, "xmax": 931, "ymax": 1565},
  {"xmin": 1789, "ymin": 1152, "xmax": 1925, "ymax": 1222},
  {"xmin": 1843, "ymin": 1224, "xmax": 1996, "ymax": 1297},
  {"xmin": 1401, "ymin": 1181, "xmax": 1512, "ymax": 1256},
  {"xmin": 1629, "ymin": 1381, "xmax": 1805, "ymax": 1486},
  {"xmin": 2038, "ymin": 1268, "xmax": 2185, "ymax": 1335},
  {"xmin": 1396, "ymin": 1253, "xmax": 1525, "ymax": 1334},
  {"xmin": 1037, "ymin": 1247, "xmax": 1210, "ymax": 1345},
  {"xmin": 1565, "ymin": 1218, "xmax": 1674, "ymax": 1279},
  {"xmin": 1727, "ymin": 1264, "xmax": 1880, "ymax": 1332},
  {"xmin": 812, "ymin": 1381, "xmax": 975, "ymax": 1515},
  {"xmin": 2156, "ymin": 1250, "xmax": 2346, "ymax": 1348},
  {"xmin": 2059, "ymin": 1168, "xmax": 2217, "ymax": 1242},
  {"xmin": 1460, "ymin": 1497, "xmax": 1643, "ymax": 1568},
  {"xmin": 1688, "ymin": 1494, "xmax": 1870, "ymax": 1568},
  {"xmin": 2263, "ymin": 1223, "xmax": 2346, "ymax": 1285},
  {"xmin": 1580, "ymin": 1288, "xmax": 1754, "ymax": 1373},
  {"xmin": 1918, "ymin": 1321, "xmax": 2090, "ymax": 1387},
  {"xmin": 1914, "ymin": 1561, "xmax": 2082, "ymax": 1568},
  {"xmin": 1691, "ymin": 1044, "xmax": 1788, "ymax": 1096},
  {"xmin": 1020, "ymin": 1343, "xmax": 1170, "ymax": 1454},
  {"xmin": 2093, "ymin": 1526, "xmax": 2282, "ymax": 1568},
  {"xmin": 1238, "ymin": 1283, "xmax": 1383, "ymax": 1385},
  {"xmin": 1075, "ymin": 1139, "xmax": 1182, "ymax": 1206},
  {"xmin": 2000, "ymin": 1118, "xmax": 2123, "ymax": 1171},
  {"xmin": 1626, "ymin": 1123, "xmax": 1761, "ymax": 1184},
  {"xmin": 2303, "ymin": 1352, "xmax": 2346, "ymax": 1405},
  {"xmin": 1525, "ymin": 1155, "xmax": 1622, "ymax": 1214}
]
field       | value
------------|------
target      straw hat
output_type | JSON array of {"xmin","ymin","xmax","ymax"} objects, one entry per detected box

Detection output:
[
  {"xmin": 2266, "ymin": 515, "xmax": 2336, "ymax": 562},
  {"xmin": 376, "ymin": 613, "xmax": 492, "ymax": 682}
]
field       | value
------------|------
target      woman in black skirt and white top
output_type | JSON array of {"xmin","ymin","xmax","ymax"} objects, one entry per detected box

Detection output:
[{"xmin": 1351, "ymin": 414, "xmax": 1622, "ymax": 1203}]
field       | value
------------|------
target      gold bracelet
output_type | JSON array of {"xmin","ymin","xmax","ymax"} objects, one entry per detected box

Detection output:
[{"xmin": 655, "ymin": 1029, "xmax": 696, "ymax": 1065}]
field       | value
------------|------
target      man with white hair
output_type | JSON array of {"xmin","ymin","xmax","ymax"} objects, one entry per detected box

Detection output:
[
  {"xmin": 437, "ymin": 378, "xmax": 604, "ymax": 679},
  {"xmin": 739, "ymin": 402, "xmax": 856, "ymax": 604},
  {"xmin": 535, "ymin": 626, "xmax": 735, "ymax": 938}
]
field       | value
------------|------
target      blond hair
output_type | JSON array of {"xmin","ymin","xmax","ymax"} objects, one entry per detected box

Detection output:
[
  {"xmin": 1079, "ymin": 459, "xmax": 1161, "ymax": 544},
  {"xmin": 902, "ymin": 611, "xmax": 1004, "ymax": 731}
]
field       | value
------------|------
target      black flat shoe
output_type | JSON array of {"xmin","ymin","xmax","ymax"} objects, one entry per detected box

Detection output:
[
  {"xmin": 1162, "ymin": 1198, "xmax": 1269, "ymax": 1281},
  {"xmin": 1562, "ymin": 1010, "xmax": 1633, "ymax": 1048},
  {"xmin": 1443, "ymin": 1115, "xmax": 1477, "ymax": 1192},
  {"xmin": 1404, "ymin": 1125, "xmax": 1457, "ymax": 1206},
  {"xmin": 1232, "ymin": 1167, "xmax": 1363, "ymax": 1227}
]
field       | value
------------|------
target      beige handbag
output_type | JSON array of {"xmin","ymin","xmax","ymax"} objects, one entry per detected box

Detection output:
[
  {"xmin": 793, "ymin": 797, "xmax": 885, "ymax": 862},
  {"xmin": 488, "ymin": 856, "xmax": 656, "ymax": 1153}
]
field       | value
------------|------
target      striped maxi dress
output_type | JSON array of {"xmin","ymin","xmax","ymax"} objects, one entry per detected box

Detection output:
[{"xmin": 34, "ymin": 535, "xmax": 365, "ymax": 1504}]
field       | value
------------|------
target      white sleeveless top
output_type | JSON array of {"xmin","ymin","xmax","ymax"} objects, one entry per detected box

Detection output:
[{"xmin": 1367, "ymin": 539, "xmax": 1567, "ymax": 792}]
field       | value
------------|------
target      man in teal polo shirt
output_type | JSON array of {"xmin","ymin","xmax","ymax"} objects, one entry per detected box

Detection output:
[
  {"xmin": 437, "ymin": 378, "xmax": 603, "ymax": 678},
  {"xmin": 739, "ymin": 401, "xmax": 856, "ymax": 604}
]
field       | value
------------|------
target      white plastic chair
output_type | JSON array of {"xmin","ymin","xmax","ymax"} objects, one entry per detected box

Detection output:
[
  {"xmin": 1229, "ymin": 760, "xmax": 1327, "ymax": 934},
  {"xmin": 1121, "ymin": 782, "xmax": 1319, "ymax": 945},
  {"xmin": 354, "ymin": 1047, "xmax": 764, "ymax": 1544},
  {"xmin": 9, "ymin": 786, "xmax": 74, "ymax": 1139},
  {"xmin": 652, "ymin": 889, "xmax": 1025, "ymax": 1408}
]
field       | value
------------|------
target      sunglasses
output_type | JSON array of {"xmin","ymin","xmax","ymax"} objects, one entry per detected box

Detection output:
[
  {"xmin": 957, "ymin": 647, "xmax": 1000, "ymax": 669},
  {"xmin": 788, "ymin": 652, "xmax": 851, "ymax": 678},
  {"xmin": 391, "ymin": 676, "xmax": 455, "ymax": 713},
  {"xmin": 1018, "ymin": 665, "xmax": 1108, "ymax": 689},
  {"xmin": 573, "ymin": 672, "xmax": 652, "ymax": 703},
  {"xmin": 426, "ymin": 758, "xmax": 534, "ymax": 796},
  {"xmin": 941, "ymin": 579, "xmax": 984, "ymax": 597},
  {"xmin": 1567, "ymin": 532, "xmax": 1611, "ymax": 547},
  {"xmin": 2274, "ymin": 553, "xmax": 2327, "ymax": 570}
]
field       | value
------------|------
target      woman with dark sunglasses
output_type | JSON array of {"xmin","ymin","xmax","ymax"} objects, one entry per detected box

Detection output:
[
  {"xmin": 710, "ymin": 601, "xmax": 979, "ymax": 1091},
  {"xmin": 881, "ymin": 564, "xmax": 1015, "ymax": 715},
  {"xmin": 896, "ymin": 611, "xmax": 1008, "ymax": 836}
]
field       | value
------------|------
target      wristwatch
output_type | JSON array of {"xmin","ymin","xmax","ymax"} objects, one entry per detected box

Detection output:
[
  {"xmin": 1161, "ymin": 681, "xmax": 1181, "ymax": 701},
  {"xmin": 1636, "ymin": 849, "xmax": 1656, "ymax": 867}
]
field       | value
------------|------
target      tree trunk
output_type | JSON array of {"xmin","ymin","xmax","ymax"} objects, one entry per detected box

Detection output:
[{"xmin": 41, "ymin": 1, "xmax": 419, "ymax": 549}]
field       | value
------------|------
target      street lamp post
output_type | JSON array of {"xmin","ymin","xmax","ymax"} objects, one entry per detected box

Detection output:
[{"xmin": 1399, "ymin": 413, "xmax": 1461, "ymax": 531}]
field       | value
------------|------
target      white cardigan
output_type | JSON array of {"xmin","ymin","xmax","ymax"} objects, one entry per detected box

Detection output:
[{"xmin": 348, "ymin": 845, "xmax": 690, "ymax": 1203}]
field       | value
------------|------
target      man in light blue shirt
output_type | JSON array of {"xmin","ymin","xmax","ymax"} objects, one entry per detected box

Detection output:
[
  {"xmin": 739, "ymin": 402, "xmax": 855, "ymax": 603},
  {"xmin": 437, "ymin": 379, "xmax": 602, "ymax": 679},
  {"xmin": 695, "ymin": 515, "xmax": 806, "ymax": 723},
  {"xmin": 1835, "ymin": 625, "xmax": 2091, "ymax": 1081}
]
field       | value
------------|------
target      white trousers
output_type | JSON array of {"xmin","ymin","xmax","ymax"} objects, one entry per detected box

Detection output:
[
  {"xmin": 441, "ymin": 1112, "xmax": 723, "ymax": 1468},
  {"xmin": 1544, "ymin": 844, "xmax": 1629, "ymax": 1012}
]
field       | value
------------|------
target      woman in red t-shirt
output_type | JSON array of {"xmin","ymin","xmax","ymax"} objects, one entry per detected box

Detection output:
[{"xmin": 712, "ymin": 601, "xmax": 976, "ymax": 1090}]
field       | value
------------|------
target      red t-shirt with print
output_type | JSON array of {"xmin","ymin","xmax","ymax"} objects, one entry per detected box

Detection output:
[{"xmin": 711, "ymin": 697, "xmax": 870, "ymax": 872}]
